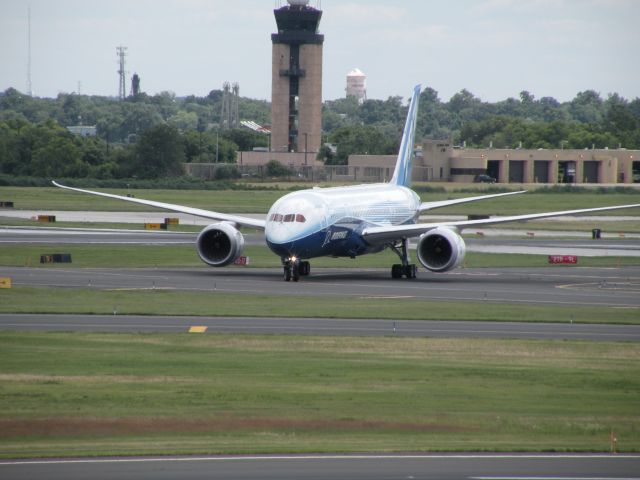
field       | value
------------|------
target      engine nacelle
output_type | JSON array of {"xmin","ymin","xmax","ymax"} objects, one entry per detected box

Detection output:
[
  {"xmin": 196, "ymin": 222, "xmax": 244, "ymax": 267},
  {"xmin": 416, "ymin": 226, "xmax": 466, "ymax": 273}
]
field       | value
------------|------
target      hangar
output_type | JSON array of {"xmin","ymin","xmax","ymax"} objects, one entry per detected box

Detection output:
[{"xmin": 348, "ymin": 140, "xmax": 640, "ymax": 184}]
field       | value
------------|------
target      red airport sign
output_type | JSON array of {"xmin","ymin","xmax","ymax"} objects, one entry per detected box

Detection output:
[
  {"xmin": 548, "ymin": 255, "xmax": 578, "ymax": 264},
  {"xmin": 234, "ymin": 256, "xmax": 250, "ymax": 266}
]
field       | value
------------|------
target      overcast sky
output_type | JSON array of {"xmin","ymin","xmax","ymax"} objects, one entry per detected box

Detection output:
[{"xmin": 2, "ymin": 0, "xmax": 639, "ymax": 103}]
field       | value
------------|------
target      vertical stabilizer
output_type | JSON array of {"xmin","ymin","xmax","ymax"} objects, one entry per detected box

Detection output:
[{"xmin": 390, "ymin": 85, "xmax": 421, "ymax": 187}]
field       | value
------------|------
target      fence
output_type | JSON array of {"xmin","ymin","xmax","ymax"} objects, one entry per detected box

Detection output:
[{"xmin": 184, "ymin": 163, "xmax": 433, "ymax": 183}]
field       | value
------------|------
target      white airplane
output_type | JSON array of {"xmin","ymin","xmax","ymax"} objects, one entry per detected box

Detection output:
[{"xmin": 54, "ymin": 85, "xmax": 640, "ymax": 281}]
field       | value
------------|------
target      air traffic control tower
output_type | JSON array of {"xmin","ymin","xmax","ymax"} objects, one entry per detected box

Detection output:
[{"xmin": 271, "ymin": 0, "xmax": 323, "ymax": 158}]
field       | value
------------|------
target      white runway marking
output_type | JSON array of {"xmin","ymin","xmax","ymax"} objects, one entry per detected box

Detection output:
[
  {"xmin": 1, "ymin": 453, "xmax": 638, "ymax": 466},
  {"xmin": 472, "ymin": 477, "xmax": 640, "ymax": 480}
]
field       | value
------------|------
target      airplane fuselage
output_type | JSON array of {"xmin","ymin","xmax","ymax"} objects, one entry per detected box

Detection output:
[{"xmin": 265, "ymin": 183, "xmax": 420, "ymax": 260}]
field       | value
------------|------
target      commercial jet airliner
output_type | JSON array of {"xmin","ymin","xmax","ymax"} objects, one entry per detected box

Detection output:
[{"xmin": 54, "ymin": 85, "xmax": 640, "ymax": 281}]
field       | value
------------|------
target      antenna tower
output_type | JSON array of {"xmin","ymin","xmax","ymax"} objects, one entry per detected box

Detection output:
[
  {"xmin": 231, "ymin": 82, "xmax": 240, "ymax": 129},
  {"xmin": 27, "ymin": 5, "xmax": 32, "ymax": 96},
  {"xmin": 221, "ymin": 82, "xmax": 239, "ymax": 129},
  {"xmin": 116, "ymin": 46, "xmax": 128, "ymax": 100},
  {"xmin": 221, "ymin": 82, "xmax": 231, "ymax": 129}
]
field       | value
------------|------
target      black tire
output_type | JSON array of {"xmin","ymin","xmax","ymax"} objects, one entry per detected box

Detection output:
[
  {"xmin": 300, "ymin": 261, "xmax": 310, "ymax": 276},
  {"xmin": 404, "ymin": 264, "xmax": 417, "ymax": 279},
  {"xmin": 391, "ymin": 264, "xmax": 403, "ymax": 279},
  {"xmin": 284, "ymin": 266, "xmax": 292, "ymax": 282},
  {"xmin": 292, "ymin": 263, "xmax": 300, "ymax": 282}
]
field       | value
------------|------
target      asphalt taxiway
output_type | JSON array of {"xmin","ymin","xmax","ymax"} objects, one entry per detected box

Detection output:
[
  {"xmin": 4, "ymin": 264, "xmax": 640, "ymax": 308},
  {"xmin": 1, "ymin": 453, "xmax": 639, "ymax": 480},
  {"xmin": 2, "ymin": 313, "xmax": 639, "ymax": 341}
]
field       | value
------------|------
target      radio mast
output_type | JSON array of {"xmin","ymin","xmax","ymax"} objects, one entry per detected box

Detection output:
[{"xmin": 116, "ymin": 46, "xmax": 128, "ymax": 100}]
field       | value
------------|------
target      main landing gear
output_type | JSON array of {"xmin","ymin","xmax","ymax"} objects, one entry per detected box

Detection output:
[
  {"xmin": 283, "ymin": 257, "xmax": 310, "ymax": 282},
  {"xmin": 390, "ymin": 238, "xmax": 417, "ymax": 279}
]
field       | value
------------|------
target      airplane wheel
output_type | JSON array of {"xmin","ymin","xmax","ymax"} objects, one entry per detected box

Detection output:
[
  {"xmin": 300, "ymin": 261, "xmax": 310, "ymax": 276},
  {"xmin": 284, "ymin": 266, "xmax": 292, "ymax": 282},
  {"xmin": 404, "ymin": 264, "xmax": 417, "ymax": 279},
  {"xmin": 391, "ymin": 264, "xmax": 403, "ymax": 279},
  {"xmin": 291, "ymin": 262, "xmax": 300, "ymax": 282}
]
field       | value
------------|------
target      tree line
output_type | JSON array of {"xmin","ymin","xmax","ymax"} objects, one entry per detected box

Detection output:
[
  {"xmin": 322, "ymin": 89, "xmax": 640, "ymax": 163},
  {"xmin": 1, "ymin": 86, "xmax": 638, "ymax": 180},
  {"xmin": 0, "ymin": 88, "xmax": 268, "ymax": 179}
]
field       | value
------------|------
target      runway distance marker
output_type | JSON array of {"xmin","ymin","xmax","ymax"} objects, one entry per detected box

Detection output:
[{"xmin": 0, "ymin": 277, "xmax": 11, "ymax": 288}]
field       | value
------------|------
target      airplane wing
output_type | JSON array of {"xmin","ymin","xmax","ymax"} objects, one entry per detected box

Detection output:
[
  {"xmin": 52, "ymin": 181, "xmax": 266, "ymax": 230},
  {"xmin": 362, "ymin": 202, "xmax": 640, "ymax": 245},
  {"xmin": 419, "ymin": 190, "xmax": 527, "ymax": 212}
]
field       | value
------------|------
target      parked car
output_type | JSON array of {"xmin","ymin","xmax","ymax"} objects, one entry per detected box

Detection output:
[{"xmin": 474, "ymin": 174, "xmax": 496, "ymax": 183}]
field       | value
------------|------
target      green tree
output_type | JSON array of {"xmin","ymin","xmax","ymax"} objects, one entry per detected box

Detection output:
[
  {"xmin": 328, "ymin": 125, "xmax": 396, "ymax": 165},
  {"xmin": 168, "ymin": 111, "xmax": 198, "ymax": 132},
  {"xmin": 132, "ymin": 124, "xmax": 185, "ymax": 178},
  {"xmin": 220, "ymin": 128, "xmax": 267, "ymax": 151},
  {"xmin": 569, "ymin": 90, "xmax": 604, "ymax": 123},
  {"xmin": 265, "ymin": 159, "xmax": 291, "ymax": 177}
]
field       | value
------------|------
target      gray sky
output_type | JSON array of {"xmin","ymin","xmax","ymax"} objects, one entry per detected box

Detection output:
[{"xmin": 1, "ymin": 0, "xmax": 639, "ymax": 103}]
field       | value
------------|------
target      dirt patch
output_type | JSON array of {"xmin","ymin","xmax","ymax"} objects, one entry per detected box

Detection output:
[
  {"xmin": 0, "ymin": 374, "xmax": 188, "ymax": 384},
  {"xmin": 0, "ymin": 417, "xmax": 470, "ymax": 437}
]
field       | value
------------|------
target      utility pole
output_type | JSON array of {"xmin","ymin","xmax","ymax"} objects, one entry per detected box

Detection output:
[{"xmin": 26, "ymin": 5, "xmax": 32, "ymax": 96}]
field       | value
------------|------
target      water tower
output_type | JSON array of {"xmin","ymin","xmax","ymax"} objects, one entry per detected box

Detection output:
[
  {"xmin": 271, "ymin": 0, "xmax": 323, "ymax": 157},
  {"xmin": 346, "ymin": 68, "xmax": 367, "ymax": 104}
]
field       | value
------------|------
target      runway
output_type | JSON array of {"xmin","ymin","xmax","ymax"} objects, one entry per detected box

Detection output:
[
  {"xmin": 2, "ymin": 313, "xmax": 639, "ymax": 341},
  {"xmin": 4, "ymin": 264, "xmax": 640, "ymax": 308},
  {"xmin": 1, "ymin": 453, "xmax": 639, "ymax": 480}
]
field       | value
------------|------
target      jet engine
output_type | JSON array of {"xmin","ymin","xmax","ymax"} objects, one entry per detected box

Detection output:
[
  {"xmin": 416, "ymin": 226, "xmax": 466, "ymax": 273},
  {"xmin": 196, "ymin": 222, "xmax": 244, "ymax": 267}
]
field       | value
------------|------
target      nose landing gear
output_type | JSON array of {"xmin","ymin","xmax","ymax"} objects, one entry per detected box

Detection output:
[{"xmin": 283, "ymin": 257, "xmax": 310, "ymax": 282}]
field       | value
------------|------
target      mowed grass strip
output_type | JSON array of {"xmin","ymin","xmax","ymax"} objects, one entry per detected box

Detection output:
[
  {"xmin": 1, "ymin": 186, "xmax": 284, "ymax": 213},
  {"xmin": 1, "ymin": 286, "xmax": 639, "ymax": 324},
  {"xmin": 4, "ymin": 186, "xmax": 640, "ymax": 215},
  {"xmin": 0, "ymin": 332, "xmax": 638, "ymax": 457},
  {"xmin": 2, "ymin": 243, "xmax": 640, "ymax": 269}
]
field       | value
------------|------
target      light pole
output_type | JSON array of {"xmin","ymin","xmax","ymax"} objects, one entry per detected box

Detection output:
[{"xmin": 303, "ymin": 132, "xmax": 308, "ymax": 166}]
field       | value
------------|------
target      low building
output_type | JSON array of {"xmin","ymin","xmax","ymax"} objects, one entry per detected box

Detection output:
[
  {"xmin": 349, "ymin": 140, "xmax": 640, "ymax": 184},
  {"xmin": 66, "ymin": 125, "xmax": 97, "ymax": 137},
  {"xmin": 236, "ymin": 151, "xmax": 323, "ymax": 167}
]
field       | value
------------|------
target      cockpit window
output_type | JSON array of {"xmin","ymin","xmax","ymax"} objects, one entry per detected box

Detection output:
[{"xmin": 269, "ymin": 213, "xmax": 306, "ymax": 223}]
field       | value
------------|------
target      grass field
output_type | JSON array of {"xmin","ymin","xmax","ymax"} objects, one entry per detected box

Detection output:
[
  {"xmin": 0, "ymin": 332, "xmax": 638, "ymax": 458},
  {"xmin": 2, "ymin": 186, "xmax": 640, "ymax": 215},
  {"xmin": 2, "ymin": 243, "xmax": 640, "ymax": 269},
  {"xmin": 1, "ymin": 184, "xmax": 639, "ymax": 458},
  {"xmin": 2, "ymin": 286, "xmax": 639, "ymax": 324}
]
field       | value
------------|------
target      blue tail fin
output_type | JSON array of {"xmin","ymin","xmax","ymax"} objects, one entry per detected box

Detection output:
[{"xmin": 390, "ymin": 85, "xmax": 421, "ymax": 187}]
